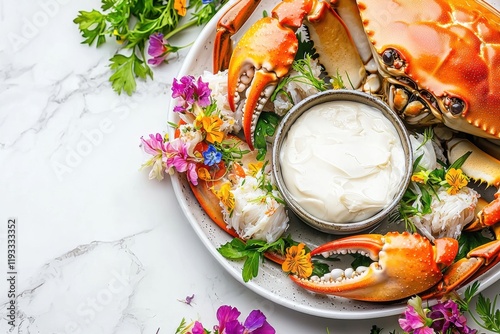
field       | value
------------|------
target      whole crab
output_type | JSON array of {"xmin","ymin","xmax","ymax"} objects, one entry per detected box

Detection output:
[{"xmin": 187, "ymin": 0, "xmax": 500, "ymax": 302}]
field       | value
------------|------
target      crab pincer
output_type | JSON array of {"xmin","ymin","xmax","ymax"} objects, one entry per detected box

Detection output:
[{"xmin": 290, "ymin": 232, "xmax": 458, "ymax": 302}]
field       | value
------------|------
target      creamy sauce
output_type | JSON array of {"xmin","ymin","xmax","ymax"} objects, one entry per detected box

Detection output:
[{"xmin": 280, "ymin": 101, "xmax": 406, "ymax": 223}]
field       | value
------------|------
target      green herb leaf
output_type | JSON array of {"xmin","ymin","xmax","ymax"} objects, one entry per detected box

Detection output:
[
  {"xmin": 73, "ymin": 10, "xmax": 108, "ymax": 46},
  {"xmin": 217, "ymin": 238, "xmax": 248, "ymax": 259},
  {"xmin": 254, "ymin": 112, "xmax": 281, "ymax": 161},
  {"xmin": 450, "ymin": 151, "xmax": 472, "ymax": 170},
  {"xmin": 242, "ymin": 251, "xmax": 261, "ymax": 282},
  {"xmin": 351, "ymin": 253, "xmax": 373, "ymax": 268},
  {"xmin": 456, "ymin": 230, "xmax": 492, "ymax": 261},
  {"xmin": 369, "ymin": 325, "xmax": 383, "ymax": 334},
  {"xmin": 311, "ymin": 260, "xmax": 330, "ymax": 277},
  {"xmin": 473, "ymin": 293, "xmax": 500, "ymax": 332},
  {"xmin": 109, "ymin": 53, "xmax": 152, "ymax": 95}
]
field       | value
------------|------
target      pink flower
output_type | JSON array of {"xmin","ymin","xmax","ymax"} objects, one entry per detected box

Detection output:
[
  {"xmin": 141, "ymin": 133, "xmax": 166, "ymax": 155},
  {"xmin": 140, "ymin": 133, "xmax": 167, "ymax": 180},
  {"xmin": 147, "ymin": 32, "xmax": 180, "ymax": 65},
  {"xmin": 191, "ymin": 321, "xmax": 205, "ymax": 334},
  {"xmin": 165, "ymin": 138, "xmax": 199, "ymax": 185}
]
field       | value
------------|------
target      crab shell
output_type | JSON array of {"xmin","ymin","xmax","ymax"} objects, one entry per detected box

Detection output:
[{"xmin": 357, "ymin": 0, "xmax": 500, "ymax": 139}]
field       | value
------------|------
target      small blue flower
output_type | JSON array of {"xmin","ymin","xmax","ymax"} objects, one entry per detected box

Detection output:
[
  {"xmin": 203, "ymin": 144, "xmax": 222, "ymax": 166},
  {"xmin": 202, "ymin": 0, "xmax": 214, "ymax": 4}
]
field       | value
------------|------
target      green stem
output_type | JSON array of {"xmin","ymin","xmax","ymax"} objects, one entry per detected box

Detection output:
[{"xmin": 164, "ymin": 19, "xmax": 198, "ymax": 40}]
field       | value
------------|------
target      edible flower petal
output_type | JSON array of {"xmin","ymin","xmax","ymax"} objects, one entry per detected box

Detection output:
[
  {"xmin": 174, "ymin": 0, "xmax": 187, "ymax": 16},
  {"xmin": 411, "ymin": 170, "xmax": 430, "ymax": 184},
  {"xmin": 203, "ymin": 144, "xmax": 222, "ymax": 166},
  {"xmin": 215, "ymin": 305, "xmax": 241, "ymax": 333},
  {"xmin": 202, "ymin": 115, "xmax": 224, "ymax": 143},
  {"xmin": 165, "ymin": 138, "xmax": 199, "ymax": 185},
  {"xmin": 147, "ymin": 33, "xmax": 180, "ymax": 66},
  {"xmin": 140, "ymin": 133, "xmax": 167, "ymax": 180},
  {"xmin": 445, "ymin": 168, "xmax": 468, "ymax": 195},
  {"xmin": 243, "ymin": 310, "xmax": 276, "ymax": 334},
  {"xmin": 212, "ymin": 182, "xmax": 235, "ymax": 213},
  {"xmin": 428, "ymin": 300, "xmax": 477, "ymax": 334},
  {"xmin": 172, "ymin": 76, "xmax": 212, "ymax": 113},
  {"xmin": 191, "ymin": 321, "xmax": 205, "ymax": 334},
  {"xmin": 282, "ymin": 243, "xmax": 313, "ymax": 278},
  {"xmin": 248, "ymin": 162, "xmax": 264, "ymax": 177},
  {"xmin": 399, "ymin": 296, "xmax": 435, "ymax": 333}
]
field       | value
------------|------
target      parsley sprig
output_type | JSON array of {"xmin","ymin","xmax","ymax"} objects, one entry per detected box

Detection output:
[
  {"xmin": 74, "ymin": 0, "xmax": 229, "ymax": 95},
  {"xmin": 218, "ymin": 236, "xmax": 296, "ymax": 282}
]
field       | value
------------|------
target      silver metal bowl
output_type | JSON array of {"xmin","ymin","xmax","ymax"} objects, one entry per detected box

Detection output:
[{"xmin": 272, "ymin": 90, "xmax": 413, "ymax": 234}]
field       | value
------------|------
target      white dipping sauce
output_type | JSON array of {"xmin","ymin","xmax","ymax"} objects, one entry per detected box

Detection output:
[{"xmin": 280, "ymin": 100, "xmax": 406, "ymax": 223}]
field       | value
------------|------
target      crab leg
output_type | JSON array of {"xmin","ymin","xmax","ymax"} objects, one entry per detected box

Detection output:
[
  {"xmin": 213, "ymin": 0, "xmax": 262, "ymax": 72},
  {"xmin": 421, "ymin": 222, "xmax": 500, "ymax": 299},
  {"xmin": 290, "ymin": 232, "xmax": 457, "ymax": 301}
]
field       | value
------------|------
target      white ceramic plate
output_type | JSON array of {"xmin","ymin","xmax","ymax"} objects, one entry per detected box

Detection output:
[{"xmin": 169, "ymin": 0, "xmax": 500, "ymax": 319}]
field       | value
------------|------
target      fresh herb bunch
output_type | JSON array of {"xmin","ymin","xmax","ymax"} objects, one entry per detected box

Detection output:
[{"xmin": 74, "ymin": 0, "xmax": 229, "ymax": 95}]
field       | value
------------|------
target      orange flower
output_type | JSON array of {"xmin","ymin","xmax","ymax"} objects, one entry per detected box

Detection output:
[
  {"xmin": 445, "ymin": 168, "xmax": 468, "ymax": 195},
  {"xmin": 197, "ymin": 167, "xmax": 212, "ymax": 181},
  {"xmin": 282, "ymin": 243, "xmax": 313, "ymax": 278},
  {"xmin": 202, "ymin": 115, "xmax": 224, "ymax": 144},
  {"xmin": 174, "ymin": 0, "xmax": 187, "ymax": 16}
]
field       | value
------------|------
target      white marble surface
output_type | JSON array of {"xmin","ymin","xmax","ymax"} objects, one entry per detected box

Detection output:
[{"xmin": 0, "ymin": 0, "xmax": 499, "ymax": 333}]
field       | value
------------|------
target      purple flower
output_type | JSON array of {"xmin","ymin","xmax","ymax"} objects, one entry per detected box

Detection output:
[
  {"xmin": 191, "ymin": 321, "xmax": 205, "ymax": 334},
  {"xmin": 242, "ymin": 310, "xmax": 275, "ymax": 334},
  {"xmin": 147, "ymin": 32, "xmax": 179, "ymax": 65},
  {"xmin": 203, "ymin": 145, "xmax": 222, "ymax": 166},
  {"xmin": 171, "ymin": 75, "xmax": 211, "ymax": 113},
  {"xmin": 165, "ymin": 138, "xmax": 199, "ymax": 185},
  {"xmin": 214, "ymin": 306, "xmax": 275, "ymax": 334},
  {"xmin": 215, "ymin": 305, "xmax": 241, "ymax": 333},
  {"xmin": 399, "ymin": 306, "xmax": 435, "ymax": 334},
  {"xmin": 428, "ymin": 300, "xmax": 477, "ymax": 334}
]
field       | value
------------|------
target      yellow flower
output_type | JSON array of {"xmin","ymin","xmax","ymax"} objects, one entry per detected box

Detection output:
[
  {"xmin": 212, "ymin": 182, "xmax": 235, "ymax": 213},
  {"xmin": 202, "ymin": 116, "xmax": 224, "ymax": 144},
  {"xmin": 445, "ymin": 168, "xmax": 468, "ymax": 195},
  {"xmin": 248, "ymin": 162, "xmax": 264, "ymax": 177},
  {"xmin": 174, "ymin": 0, "xmax": 187, "ymax": 16},
  {"xmin": 282, "ymin": 243, "xmax": 313, "ymax": 278},
  {"xmin": 411, "ymin": 170, "xmax": 430, "ymax": 184}
]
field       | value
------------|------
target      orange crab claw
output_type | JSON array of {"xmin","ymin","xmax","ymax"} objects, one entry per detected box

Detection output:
[
  {"xmin": 227, "ymin": 16, "xmax": 298, "ymax": 149},
  {"xmin": 290, "ymin": 232, "xmax": 458, "ymax": 301}
]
